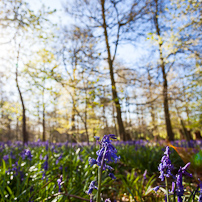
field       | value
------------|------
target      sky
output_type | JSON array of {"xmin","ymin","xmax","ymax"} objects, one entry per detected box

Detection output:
[
  {"xmin": 0, "ymin": 0, "xmax": 164, "ymax": 129},
  {"xmin": 30, "ymin": 0, "xmax": 146, "ymax": 67}
]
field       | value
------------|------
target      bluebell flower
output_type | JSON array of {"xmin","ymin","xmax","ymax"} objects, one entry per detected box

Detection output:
[
  {"xmin": 11, "ymin": 161, "xmax": 19, "ymax": 175},
  {"xmin": 143, "ymin": 170, "xmax": 147, "ymax": 180},
  {"xmin": 45, "ymin": 141, "xmax": 49, "ymax": 151},
  {"xmin": 170, "ymin": 181, "xmax": 175, "ymax": 193},
  {"xmin": 21, "ymin": 149, "xmax": 32, "ymax": 161},
  {"xmin": 94, "ymin": 136, "xmax": 100, "ymax": 141},
  {"xmin": 176, "ymin": 172, "xmax": 184, "ymax": 202},
  {"xmin": 109, "ymin": 173, "xmax": 116, "ymax": 180},
  {"xmin": 43, "ymin": 155, "xmax": 49, "ymax": 171},
  {"xmin": 105, "ymin": 165, "xmax": 113, "ymax": 171},
  {"xmin": 56, "ymin": 154, "xmax": 63, "ymax": 165},
  {"xmin": 3, "ymin": 155, "xmax": 9, "ymax": 162},
  {"xmin": 10, "ymin": 151, "xmax": 16, "ymax": 159},
  {"xmin": 176, "ymin": 162, "xmax": 192, "ymax": 202},
  {"xmin": 89, "ymin": 157, "xmax": 97, "ymax": 166},
  {"xmin": 153, "ymin": 186, "xmax": 160, "ymax": 193},
  {"xmin": 88, "ymin": 134, "xmax": 120, "ymax": 172},
  {"xmin": 42, "ymin": 155, "xmax": 49, "ymax": 179},
  {"xmin": 158, "ymin": 146, "xmax": 174, "ymax": 181},
  {"xmin": 87, "ymin": 180, "xmax": 97, "ymax": 195},
  {"xmin": 96, "ymin": 134, "xmax": 120, "ymax": 167},
  {"xmin": 87, "ymin": 135, "xmax": 119, "ymax": 198},
  {"xmin": 57, "ymin": 175, "xmax": 63, "ymax": 192}
]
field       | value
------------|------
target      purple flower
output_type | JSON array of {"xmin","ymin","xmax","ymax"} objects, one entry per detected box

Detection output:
[
  {"xmin": 143, "ymin": 170, "xmax": 147, "ymax": 180},
  {"xmin": 10, "ymin": 151, "xmax": 16, "ymax": 159},
  {"xmin": 176, "ymin": 162, "xmax": 192, "ymax": 202},
  {"xmin": 153, "ymin": 186, "xmax": 160, "ymax": 192},
  {"xmin": 89, "ymin": 157, "xmax": 97, "ymax": 166},
  {"xmin": 42, "ymin": 155, "xmax": 49, "ymax": 179},
  {"xmin": 96, "ymin": 135, "xmax": 120, "ymax": 166},
  {"xmin": 87, "ymin": 135, "xmax": 119, "ymax": 197},
  {"xmin": 45, "ymin": 141, "xmax": 49, "ymax": 151},
  {"xmin": 57, "ymin": 175, "xmax": 63, "ymax": 192},
  {"xmin": 3, "ymin": 155, "xmax": 9, "ymax": 162},
  {"xmin": 176, "ymin": 172, "xmax": 184, "ymax": 202},
  {"xmin": 105, "ymin": 165, "xmax": 113, "ymax": 171},
  {"xmin": 21, "ymin": 149, "xmax": 32, "ymax": 161},
  {"xmin": 170, "ymin": 181, "xmax": 175, "ymax": 193},
  {"xmin": 56, "ymin": 154, "xmax": 63, "ymax": 165},
  {"xmin": 87, "ymin": 181, "xmax": 97, "ymax": 195},
  {"xmin": 105, "ymin": 199, "xmax": 111, "ymax": 202},
  {"xmin": 43, "ymin": 155, "xmax": 49, "ymax": 171},
  {"xmin": 158, "ymin": 146, "xmax": 174, "ymax": 181},
  {"xmin": 109, "ymin": 173, "xmax": 116, "ymax": 180},
  {"xmin": 94, "ymin": 136, "xmax": 100, "ymax": 141}
]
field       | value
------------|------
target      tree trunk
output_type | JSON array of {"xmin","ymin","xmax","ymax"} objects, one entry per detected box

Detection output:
[
  {"xmin": 175, "ymin": 103, "xmax": 192, "ymax": 141},
  {"xmin": 42, "ymin": 104, "xmax": 46, "ymax": 141},
  {"xmin": 16, "ymin": 48, "xmax": 28, "ymax": 144},
  {"xmin": 16, "ymin": 117, "xmax": 19, "ymax": 141},
  {"xmin": 71, "ymin": 103, "xmax": 76, "ymax": 132},
  {"xmin": 112, "ymin": 103, "xmax": 118, "ymax": 138},
  {"xmin": 84, "ymin": 89, "xmax": 89, "ymax": 145},
  {"xmin": 101, "ymin": 0, "xmax": 128, "ymax": 141},
  {"xmin": 147, "ymin": 70, "xmax": 157, "ymax": 136},
  {"xmin": 16, "ymin": 64, "xmax": 28, "ymax": 144},
  {"xmin": 42, "ymin": 87, "xmax": 46, "ymax": 141},
  {"xmin": 154, "ymin": 0, "xmax": 174, "ymax": 141}
]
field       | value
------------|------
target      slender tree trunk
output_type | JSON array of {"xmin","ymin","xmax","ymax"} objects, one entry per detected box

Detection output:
[
  {"xmin": 112, "ymin": 103, "xmax": 118, "ymax": 137},
  {"xmin": 42, "ymin": 104, "xmax": 46, "ymax": 141},
  {"xmin": 103, "ymin": 105, "xmax": 109, "ymax": 134},
  {"xmin": 154, "ymin": 0, "xmax": 174, "ymax": 141},
  {"xmin": 16, "ymin": 50, "xmax": 28, "ymax": 144},
  {"xmin": 84, "ymin": 89, "xmax": 89, "ymax": 145},
  {"xmin": 101, "ymin": 0, "xmax": 127, "ymax": 141},
  {"xmin": 7, "ymin": 116, "xmax": 11, "ymax": 141},
  {"xmin": 175, "ymin": 103, "xmax": 192, "ymax": 141},
  {"xmin": 42, "ymin": 87, "xmax": 46, "ymax": 141},
  {"xmin": 102, "ymin": 88, "xmax": 109, "ymax": 134},
  {"xmin": 182, "ymin": 82, "xmax": 191, "ymax": 125},
  {"xmin": 71, "ymin": 102, "xmax": 76, "ymax": 132},
  {"xmin": 16, "ymin": 117, "xmax": 19, "ymax": 141},
  {"xmin": 147, "ymin": 70, "xmax": 157, "ymax": 135}
]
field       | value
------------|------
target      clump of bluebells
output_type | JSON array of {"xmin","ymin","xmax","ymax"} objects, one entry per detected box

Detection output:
[
  {"xmin": 21, "ymin": 149, "xmax": 32, "ymax": 161},
  {"xmin": 153, "ymin": 146, "xmax": 196, "ymax": 202},
  {"xmin": 87, "ymin": 134, "xmax": 120, "ymax": 202},
  {"xmin": 158, "ymin": 146, "xmax": 174, "ymax": 182}
]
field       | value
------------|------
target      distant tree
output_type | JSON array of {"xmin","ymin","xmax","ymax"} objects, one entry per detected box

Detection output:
[
  {"xmin": 0, "ymin": 0, "xmax": 55, "ymax": 144},
  {"xmin": 65, "ymin": 0, "xmax": 148, "ymax": 141}
]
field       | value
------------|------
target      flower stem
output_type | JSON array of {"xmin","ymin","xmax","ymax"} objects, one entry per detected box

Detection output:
[
  {"xmin": 96, "ymin": 147, "xmax": 107, "ymax": 202},
  {"xmin": 97, "ymin": 166, "xmax": 102, "ymax": 202},
  {"xmin": 165, "ymin": 177, "xmax": 170, "ymax": 202}
]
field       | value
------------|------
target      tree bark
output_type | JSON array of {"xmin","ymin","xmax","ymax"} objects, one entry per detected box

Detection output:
[
  {"xmin": 147, "ymin": 69, "xmax": 157, "ymax": 136},
  {"xmin": 42, "ymin": 85, "xmax": 46, "ymax": 141},
  {"xmin": 16, "ymin": 53, "xmax": 28, "ymax": 144},
  {"xmin": 101, "ymin": 0, "xmax": 128, "ymax": 141},
  {"xmin": 42, "ymin": 103, "xmax": 46, "ymax": 141},
  {"xmin": 175, "ymin": 102, "xmax": 192, "ymax": 141},
  {"xmin": 71, "ymin": 102, "xmax": 76, "ymax": 132},
  {"xmin": 154, "ymin": 0, "xmax": 174, "ymax": 141}
]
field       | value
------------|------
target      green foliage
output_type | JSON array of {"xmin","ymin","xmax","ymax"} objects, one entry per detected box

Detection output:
[{"xmin": 0, "ymin": 142, "xmax": 196, "ymax": 201}]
